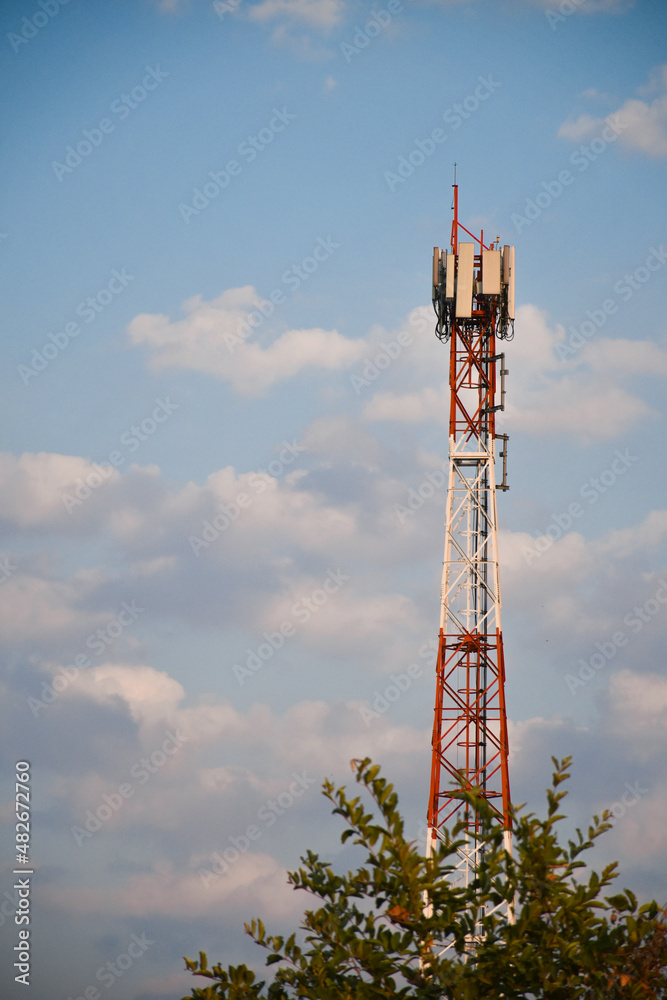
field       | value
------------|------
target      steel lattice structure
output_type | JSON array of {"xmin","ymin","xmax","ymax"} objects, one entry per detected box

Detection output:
[{"xmin": 426, "ymin": 185, "xmax": 515, "ymax": 886}]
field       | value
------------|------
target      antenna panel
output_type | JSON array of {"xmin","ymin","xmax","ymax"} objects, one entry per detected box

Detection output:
[
  {"xmin": 508, "ymin": 246, "xmax": 515, "ymax": 320},
  {"xmin": 445, "ymin": 252, "xmax": 455, "ymax": 299},
  {"xmin": 455, "ymin": 243, "xmax": 474, "ymax": 318},
  {"xmin": 481, "ymin": 250, "xmax": 501, "ymax": 296}
]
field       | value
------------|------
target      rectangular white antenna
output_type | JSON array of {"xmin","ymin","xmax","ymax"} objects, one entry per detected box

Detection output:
[
  {"xmin": 481, "ymin": 250, "xmax": 501, "ymax": 296},
  {"xmin": 455, "ymin": 242, "xmax": 474, "ymax": 318},
  {"xmin": 445, "ymin": 252, "xmax": 455, "ymax": 299}
]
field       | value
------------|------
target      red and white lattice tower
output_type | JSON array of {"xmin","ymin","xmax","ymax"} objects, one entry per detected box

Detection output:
[{"xmin": 426, "ymin": 184, "xmax": 515, "ymax": 886}]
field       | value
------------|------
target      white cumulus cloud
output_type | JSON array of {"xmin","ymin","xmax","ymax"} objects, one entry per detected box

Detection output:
[
  {"xmin": 127, "ymin": 285, "xmax": 367, "ymax": 394},
  {"xmin": 559, "ymin": 64, "xmax": 667, "ymax": 158},
  {"xmin": 362, "ymin": 303, "xmax": 664, "ymax": 441}
]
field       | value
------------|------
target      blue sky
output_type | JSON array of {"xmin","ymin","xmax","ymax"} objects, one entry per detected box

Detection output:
[{"xmin": 2, "ymin": 0, "xmax": 667, "ymax": 997}]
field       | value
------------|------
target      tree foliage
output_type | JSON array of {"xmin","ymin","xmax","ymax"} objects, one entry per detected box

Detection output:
[{"xmin": 181, "ymin": 757, "xmax": 667, "ymax": 999}]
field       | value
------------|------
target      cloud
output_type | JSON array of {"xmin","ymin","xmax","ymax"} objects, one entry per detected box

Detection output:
[
  {"xmin": 606, "ymin": 669, "xmax": 667, "ymax": 752},
  {"xmin": 41, "ymin": 852, "xmax": 299, "ymax": 921},
  {"xmin": 504, "ymin": 703, "xmax": 667, "ymax": 892},
  {"xmin": 0, "ymin": 571, "xmax": 98, "ymax": 644},
  {"xmin": 73, "ymin": 664, "xmax": 186, "ymax": 726},
  {"xmin": 247, "ymin": 0, "xmax": 345, "ymax": 29},
  {"xmin": 500, "ymin": 529, "xmax": 613, "ymax": 636},
  {"xmin": 485, "ymin": 305, "xmax": 660, "ymax": 439},
  {"xmin": 590, "ymin": 337, "xmax": 667, "ymax": 376},
  {"xmin": 127, "ymin": 286, "xmax": 366, "ymax": 394},
  {"xmin": 4, "ymin": 284, "xmax": 667, "ymax": 673},
  {"xmin": 598, "ymin": 510, "xmax": 667, "ymax": 560},
  {"xmin": 559, "ymin": 64, "xmax": 667, "ymax": 158},
  {"xmin": 243, "ymin": 0, "xmax": 344, "ymax": 59},
  {"xmin": 363, "ymin": 384, "xmax": 448, "ymax": 425},
  {"xmin": 262, "ymin": 583, "xmax": 419, "ymax": 658},
  {"xmin": 362, "ymin": 304, "xmax": 664, "ymax": 441},
  {"xmin": 34, "ymin": 661, "xmax": 430, "ymax": 919},
  {"xmin": 150, "ymin": 0, "xmax": 190, "ymax": 10},
  {"xmin": 497, "ymin": 509, "xmax": 667, "ymax": 676},
  {"xmin": 0, "ymin": 451, "xmax": 121, "ymax": 530},
  {"xmin": 0, "ymin": 443, "xmax": 440, "ymax": 663},
  {"xmin": 127, "ymin": 971, "xmax": 196, "ymax": 998},
  {"xmin": 70, "ymin": 665, "xmax": 430, "ymax": 777}
]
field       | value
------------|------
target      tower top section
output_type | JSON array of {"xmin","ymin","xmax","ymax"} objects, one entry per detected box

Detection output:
[{"xmin": 431, "ymin": 184, "xmax": 515, "ymax": 342}]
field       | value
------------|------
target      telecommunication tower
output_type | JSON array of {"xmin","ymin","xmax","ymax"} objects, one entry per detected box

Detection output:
[{"xmin": 426, "ymin": 183, "xmax": 515, "ymax": 887}]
